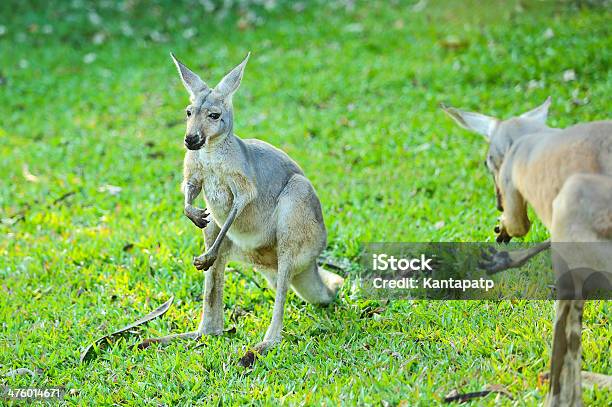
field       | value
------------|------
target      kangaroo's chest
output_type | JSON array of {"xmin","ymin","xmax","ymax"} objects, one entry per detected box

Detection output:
[
  {"xmin": 201, "ymin": 166, "xmax": 234, "ymax": 219},
  {"xmin": 196, "ymin": 150, "xmax": 270, "ymax": 250}
]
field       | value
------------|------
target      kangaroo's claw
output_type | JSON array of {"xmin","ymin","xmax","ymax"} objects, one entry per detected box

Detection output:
[
  {"xmin": 138, "ymin": 331, "xmax": 202, "ymax": 349},
  {"xmin": 184, "ymin": 205, "xmax": 210, "ymax": 229},
  {"xmin": 494, "ymin": 223, "xmax": 512, "ymax": 243}
]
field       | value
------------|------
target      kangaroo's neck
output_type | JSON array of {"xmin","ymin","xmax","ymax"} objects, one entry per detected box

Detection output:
[
  {"xmin": 203, "ymin": 132, "xmax": 237, "ymax": 153},
  {"xmin": 198, "ymin": 133, "xmax": 247, "ymax": 171}
]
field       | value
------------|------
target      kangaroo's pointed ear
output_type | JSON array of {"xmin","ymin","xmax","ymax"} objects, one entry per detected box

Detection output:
[
  {"xmin": 440, "ymin": 103, "xmax": 498, "ymax": 140},
  {"xmin": 215, "ymin": 52, "xmax": 250, "ymax": 101},
  {"xmin": 520, "ymin": 96, "xmax": 551, "ymax": 124},
  {"xmin": 170, "ymin": 52, "xmax": 209, "ymax": 99}
]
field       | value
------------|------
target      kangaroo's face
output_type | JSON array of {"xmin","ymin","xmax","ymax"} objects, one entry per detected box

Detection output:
[
  {"xmin": 171, "ymin": 53, "xmax": 250, "ymax": 150},
  {"xmin": 442, "ymin": 97, "xmax": 551, "ymax": 210}
]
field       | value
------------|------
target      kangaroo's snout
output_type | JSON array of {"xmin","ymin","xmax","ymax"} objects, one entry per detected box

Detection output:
[{"xmin": 184, "ymin": 132, "xmax": 205, "ymax": 150}]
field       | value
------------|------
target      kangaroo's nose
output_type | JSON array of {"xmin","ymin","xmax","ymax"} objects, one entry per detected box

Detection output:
[
  {"xmin": 185, "ymin": 133, "xmax": 199, "ymax": 144},
  {"xmin": 184, "ymin": 132, "xmax": 204, "ymax": 150}
]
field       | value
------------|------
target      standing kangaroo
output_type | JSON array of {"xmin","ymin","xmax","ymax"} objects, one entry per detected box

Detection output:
[
  {"xmin": 147, "ymin": 52, "xmax": 343, "ymax": 365},
  {"xmin": 442, "ymin": 98, "xmax": 612, "ymax": 406}
]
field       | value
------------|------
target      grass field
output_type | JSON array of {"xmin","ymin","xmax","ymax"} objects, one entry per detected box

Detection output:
[{"xmin": 1, "ymin": 0, "xmax": 610, "ymax": 405}]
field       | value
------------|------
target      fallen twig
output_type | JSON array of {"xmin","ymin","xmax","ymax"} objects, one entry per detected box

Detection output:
[
  {"xmin": 443, "ymin": 384, "xmax": 513, "ymax": 403},
  {"xmin": 444, "ymin": 390, "xmax": 492, "ymax": 403}
]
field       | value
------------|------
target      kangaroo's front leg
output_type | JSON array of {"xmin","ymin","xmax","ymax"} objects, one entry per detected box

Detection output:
[
  {"xmin": 193, "ymin": 179, "xmax": 254, "ymax": 271},
  {"xmin": 183, "ymin": 179, "xmax": 210, "ymax": 229},
  {"xmin": 193, "ymin": 205, "xmax": 238, "ymax": 271},
  {"xmin": 495, "ymin": 177, "xmax": 530, "ymax": 243}
]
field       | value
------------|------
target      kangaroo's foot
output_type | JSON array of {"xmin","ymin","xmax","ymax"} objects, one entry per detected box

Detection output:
[
  {"xmin": 193, "ymin": 251, "xmax": 217, "ymax": 271},
  {"xmin": 138, "ymin": 324, "xmax": 225, "ymax": 349},
  {"xmin": 184, "ymin": 205, "xmax": 210, "ymax": 229},
  {"xmin": 238, "ymin": 337, "xmax": 281, "ymax": 368},
  {"xmin": 138, "ymin": 331, "xmax": 202, "ymax": 349},
  {"xmin": 581, "ymin": 371, "xmax": 612, "ymax": 390}
]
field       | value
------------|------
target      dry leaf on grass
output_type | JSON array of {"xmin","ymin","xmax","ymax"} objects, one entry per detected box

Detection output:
[{"xmin": 80, "ymin": 296, "xmax": 174, "ymax": 363}]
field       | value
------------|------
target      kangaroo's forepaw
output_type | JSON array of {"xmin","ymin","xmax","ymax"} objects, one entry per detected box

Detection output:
[
  {"xmin": 478, "ymin": 246, "xmax": 513, "ymax": 274},
  {"xmin": 494, "ymin": 223, "xmax": 512, "ymax": 244},
  {"xmin": 193, "ymin": 251, "xmax": 217, "ymax": 270},
  {"xmin": 185, "ymin": 205, "xmax": 210, "ymax": 229}
]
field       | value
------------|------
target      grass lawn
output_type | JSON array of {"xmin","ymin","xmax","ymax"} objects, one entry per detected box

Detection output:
[{"xmin": 1, "ymin": 0, "xmax": 610, "ymax": 405}]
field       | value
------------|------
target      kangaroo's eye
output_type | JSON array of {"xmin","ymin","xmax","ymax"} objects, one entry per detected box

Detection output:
[
  {"xmin": 208, "ymin": 112, "xmax": 221, "ymax": 120},
  {"xmin": 186, "ymin": 109, "xmax": 192, "ymax": 117}
]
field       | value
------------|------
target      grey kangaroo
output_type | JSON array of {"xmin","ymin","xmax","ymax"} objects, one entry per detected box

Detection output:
[
  {"xmin": 147, "ymin": 52, "xmax": 344, "ymax": 365},
  {"xmin": 442, "ymin": 98, "xmax": 612, "ymax": 406}
]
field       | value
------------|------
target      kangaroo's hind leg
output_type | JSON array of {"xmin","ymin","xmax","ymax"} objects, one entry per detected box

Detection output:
[
  {"xmin": 239, "ymin": 175, "xmax": 342, "ymax": 366},
  {"xmin": 140, "ymin": 221, "xmax": 231, "ymax": 347},
  {"xmin": 196, "ymin": 221, "xmax": 232, "ymax": 335},
  {"xmin": 546, "ymin": 174, "xmax": 612, "ymax": 407}
]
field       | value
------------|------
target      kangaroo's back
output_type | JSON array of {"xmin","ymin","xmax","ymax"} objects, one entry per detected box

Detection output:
[
  {"xmin": 514, "ymin": 120, "xmax": 612, "ymax": 226},
  {"xmin": 241, "ymin": 138, "xmax": 306, "ymax": 197},
  {"xmin": 567, "ymin": 121, "xmax": 612, "ymax": 175}
]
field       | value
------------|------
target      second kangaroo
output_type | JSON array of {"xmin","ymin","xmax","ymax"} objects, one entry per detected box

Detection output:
[{"xmin": 151, "ymin": 52, "xmax": 344, "ymax": 365}]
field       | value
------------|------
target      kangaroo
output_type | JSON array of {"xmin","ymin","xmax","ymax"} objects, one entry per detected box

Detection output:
[
  {"xmin": 442, "ymin": 98, "xmax": 612, "ymax": 406},
  {"xmin": 146, "ymin": 53, "xmax": 344, "ymax": 365}
]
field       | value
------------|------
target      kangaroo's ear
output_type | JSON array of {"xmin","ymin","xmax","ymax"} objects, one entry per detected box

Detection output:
[
  {"xmin": 520, "ymin": 96, "xmax": 551, "ymax": 124},
  {"xmin": 215, "ymin": 52, "xmax": 250, "ymax": 101},
  {"xmin": 440, "ymin": 103, "xmax": 498, "ymax": 140},
  {"xmin": 170, "ymin": 52, "xmax": 209, "ymax": 100}
]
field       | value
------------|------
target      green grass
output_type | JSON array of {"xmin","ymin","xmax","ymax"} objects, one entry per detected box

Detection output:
[{"xmin": 1, "ymin": 0, "xmax": 611, "ymax": 405}]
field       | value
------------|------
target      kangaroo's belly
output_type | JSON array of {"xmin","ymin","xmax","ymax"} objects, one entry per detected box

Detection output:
[{"xmin": 227, "ymin": 228, "xmax": 270, "ymax": 250}]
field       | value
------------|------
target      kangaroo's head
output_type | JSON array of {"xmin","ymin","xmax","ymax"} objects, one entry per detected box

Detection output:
[
  {"xmin": 441, "ymin": 97, "xmax": 551, "ymax": 210},
  {"xmin": 171, "ymin": 52, "xmax": 250, "ymax": 150}
]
